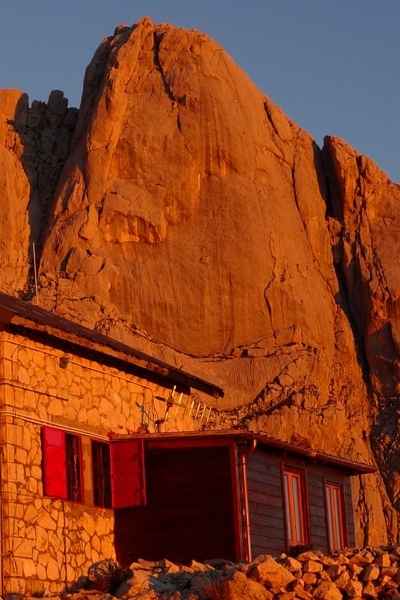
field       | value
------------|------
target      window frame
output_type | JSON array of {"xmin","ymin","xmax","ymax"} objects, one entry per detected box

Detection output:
[
  {"xmin": 324, "ymin": 480, "xmax": 348, "ymax": 551},
  {"xmin": 92, "ymin": 440, "xmax": 112, "ymax": 508},
  {"xmin": 65, "ymin": 433, "xmax": 84, "ymax": 503},
  {"xmin": 282, "ymin": 465, "xmax": 309, "ymax": 549},
  {"xmin": 42, "ymin": 427, "xmax": 146, "ymax": 509}
]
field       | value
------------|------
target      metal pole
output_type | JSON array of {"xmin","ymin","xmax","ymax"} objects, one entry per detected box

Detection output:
[
  {"xmin": 0, "ymin": 451, "xmax": 4, "ymax": 597},
  {"xmin": 32, "ymin": 243, "xmax": 38, "ymax": 305}
]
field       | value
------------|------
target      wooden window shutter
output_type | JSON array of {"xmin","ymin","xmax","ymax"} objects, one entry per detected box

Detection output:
[
  {"xmin": 110, "ymin": 439, "xmax": 146, "ymax": 508},
  {"xmin": 42, "ymin": 426, "xmax": 68, "ymax": 499}
]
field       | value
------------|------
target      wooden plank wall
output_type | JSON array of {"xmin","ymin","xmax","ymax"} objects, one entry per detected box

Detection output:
[
  {"xmin": 114, "ymin": 444, "xmax": 237, "ymax": 565},
  {"xmin": 246, "ymin": 450, "xmax": 286, "ymax": 557},
  {"xmin": 246, "ymin": 451, "xmax": 355, "ymax": 557},
  {"xmin": 306, "ymin": 464, "xmax": 355, "ymax": 551}
]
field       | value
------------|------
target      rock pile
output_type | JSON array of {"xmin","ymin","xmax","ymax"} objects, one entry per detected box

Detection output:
[{"xmin": 51, "ymin": 547, "xmax": 400, "ymax": 600}]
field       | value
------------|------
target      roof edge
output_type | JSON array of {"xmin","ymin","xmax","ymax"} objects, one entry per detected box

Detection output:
[
  {"xmin": 0, "ymin": 291, "xmax": 223, "ymax": 398},
  {"xmin": 109, "ymin": 429, "xmax": 377, "ymax": 474}
]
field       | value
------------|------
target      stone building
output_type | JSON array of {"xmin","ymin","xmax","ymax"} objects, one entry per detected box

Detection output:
[
  {"xmin": 0, "ymin": 292, "xmax": 376, "ymax": 595},
  {"xmin": 0, "ymin": 292, "xmax": 221, "ymax": 595}
]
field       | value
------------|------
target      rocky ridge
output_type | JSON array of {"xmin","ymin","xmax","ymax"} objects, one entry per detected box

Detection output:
[
  {"xmin": 39, "ymin": 547, "xmax": 400, "ymax": 600},
  {"xmin": 1, "ymin": 17, "xmax": 400, "ymax": 540}
]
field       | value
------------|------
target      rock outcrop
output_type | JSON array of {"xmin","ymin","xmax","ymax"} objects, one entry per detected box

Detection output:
[
  {"xmin": 0, "ymin": 87, "xmax": 77, "ymax": 294},
  {"xmin": 0, "ymin": 89, "xmax": 32, "ymax": 293},
  {"xmin": 1, "ymin": 17, "xmax": 400, "ymax": 541}
]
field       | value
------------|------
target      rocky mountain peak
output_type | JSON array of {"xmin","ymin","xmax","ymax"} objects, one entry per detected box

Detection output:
[{"xmin": 1, "ymin": 18, "xmax": 400, "ymax": 541}]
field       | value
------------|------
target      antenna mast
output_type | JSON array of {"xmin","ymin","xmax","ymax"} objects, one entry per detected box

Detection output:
[{"xmin": 32, "ymin": 242, "xmax": 38, "ymax": 305}]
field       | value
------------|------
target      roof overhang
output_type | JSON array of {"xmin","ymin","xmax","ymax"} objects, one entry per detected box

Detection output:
[
  {"xmin": 0, "ymin": 292, "xmax": 223, "ymax": 398},
  {"xmin": 109, "ymin": 429, "xmax": 377, "ymax": 474}
]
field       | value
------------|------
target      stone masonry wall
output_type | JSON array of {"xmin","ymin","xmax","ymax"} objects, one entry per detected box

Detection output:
[{"xmin": 0, "ymin": 327, "xmax": 196, "ymax": 594}]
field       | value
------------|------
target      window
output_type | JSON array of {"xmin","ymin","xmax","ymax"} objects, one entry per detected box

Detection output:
[
  {"xmin": 42, "ymin": 427, "xmax": 146, "ymax": 509},
  {"xmin": 92, "ymin": 442, "xmax": 112, "ymax": 508},
  {"xmin": 283, "ymin": 468, "xmax": 308, "ymax": 547},
  {"xmin": 66, "ymin": 434, "xmax": 83, "ymax": 502},
  {"xmin": 325, "ymin": 482, "xmax": 347, "ymax": 551},
  {"xmin": 42, "ymin": 427, "xmax": 83, "ymax": 503}
]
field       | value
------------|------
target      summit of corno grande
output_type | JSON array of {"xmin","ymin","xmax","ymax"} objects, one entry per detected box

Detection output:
[{"xmin": 1, "ymin": 17, "xmax": 400, "ymax": 541}]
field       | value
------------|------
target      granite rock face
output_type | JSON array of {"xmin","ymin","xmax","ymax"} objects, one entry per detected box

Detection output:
[
  {"xmin": 0, "ymin": 89, "xmax": 31, "ymax": 293},
  {"xmin": 324, "ymin": 136, "xmax": 400, "ymax": 516},
  {"xmin": 1, "ymin": 17, "xmax": 400, "ymax": 541},
  {"xmin": 39, "ymin": 19, "xmax": 353, "ymax": 410}
]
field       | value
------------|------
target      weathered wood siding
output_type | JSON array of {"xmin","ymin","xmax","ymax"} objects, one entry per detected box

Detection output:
[
  {"xmin": 246, "ymin": 450, "xmax": 286, "ymax": 557},
  {"xmin": 306, "ymin": 464, "xmax": 355, "ymax": 551},
  {"xmin": 246, "ymin": 450, "xmax": 355, "ymax": 557},
  {"xmin": 114, "ymin": 444, "xmax": 237, "ymax": 564}
]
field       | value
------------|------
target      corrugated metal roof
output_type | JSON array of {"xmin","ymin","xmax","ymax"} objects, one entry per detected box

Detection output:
[
  {"xmin": 0, "ymin": 291, "xmax": 224, "ymax": 397},
  {"xmin": 109, "ymin": 429, "xmax": 377, "ymax": 474}
]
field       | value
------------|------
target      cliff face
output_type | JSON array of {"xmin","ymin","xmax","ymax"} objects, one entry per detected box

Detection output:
[
  {"xmin": 0, "ymin": 87, "xmax": 77, "ymax": 293},
  {"xmin": 1, "ymin": 17, "xmax": 400, "ymax": 543}
]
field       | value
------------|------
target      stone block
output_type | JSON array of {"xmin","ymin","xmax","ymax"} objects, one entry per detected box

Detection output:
[
  {"xmin": 303, "ymin": 560, "xmax": 323, "ymax": 573},
  {"xmin": 376, "ymin": 553, "xmax": 392, "ymax": 568},
  {"xmin": 296, "ymin": 551, "xmax": 322, "ymax": 562},
  {"xmin": 350, "ymin": 550, "xmax": 375, "ymax": 566},
  {"xmin": 35, "ymin": 526, "xmax": 49, "ymax": 551},
  {"xmin": 334, "ymin": 571, "xmax": 350, "ymax": 590},
  {"xmin": 312, "ymin": 581, "xmax": 342, "ymax": 600},
  {"xmin": 361, "ymin": 563, "xmax": 380, "ymax": 581},
  {"xmin": 302, "ymin": 572, "xmax": 317, "ymax": 585},
  {"xmin": 285, "ymin": 557, "xmax": 302, "ymax": 571},
  {"xmin": 348, "ymin": 563, "xmax": 363, "ymax": 575},
  {"xmin": 210, "ymin": 571, "xmax": 273, "ymax": 600},
  {"xmin": 249, "ymin": 556, "xmax": 295, "ymax": 589},
  {"xmin": 46, "ymin": 557, "xmax": 61, "ymax": 581},
  {"xmin": 344, "ymin": 579, "xmax": 363, "ymax": 597},
  {"xmin": 325, "ymin": 564, "xmax": 344, "ymax": 579}
]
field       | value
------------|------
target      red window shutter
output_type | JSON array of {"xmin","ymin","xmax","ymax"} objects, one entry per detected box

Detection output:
[
  {"xmin": 42, "ymin": 427, "xmax": 68, "ymax": 499},
  {"xmin": 110, "ymin": 440, "xmax": 146, "ymax": 508}
]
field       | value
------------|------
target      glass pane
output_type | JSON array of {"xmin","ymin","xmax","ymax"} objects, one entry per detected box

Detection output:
[
  {"xmin": 66, "ymin": 434, "xmax": 82, "ymax": 502},
  {"xmin": 332, "ymin": 488, "xmax": 342, "ymax": 549},
  {"xmin": 325, "ymin": 485, "xmax": 334, "ymax": 549},
  {"xmin": 93, "ymin": 442, "xmax": 112, "ymax": 508},
  {"xmin": 326, "ymin": 484, "xmax": 344, "ymax": 551},
  {"xmin": 292, "ymin": 476, "xmax": 302, "ymax": 542},
  {"xmin": 284, "ymin": 470, "xmax": 305, "ymax": 545},
  {"xmin": 283, "ymin": 473, "xmax": 292, "ymax": 540}
]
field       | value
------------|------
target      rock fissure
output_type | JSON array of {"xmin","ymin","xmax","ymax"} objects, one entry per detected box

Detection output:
[{"xmin": 152, "ymin": 32, "xmax": 176, "ymax": 102}]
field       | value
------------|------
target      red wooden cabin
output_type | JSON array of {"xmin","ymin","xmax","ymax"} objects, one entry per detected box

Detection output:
[{"xmin": 112, "ymin": 431, "xmax": 376, "ymax": 564}]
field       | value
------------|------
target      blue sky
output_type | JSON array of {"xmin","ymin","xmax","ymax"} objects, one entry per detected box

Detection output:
[{"xmin": 1, "ymin": 1, "xmax": 399, "ymax": 182}]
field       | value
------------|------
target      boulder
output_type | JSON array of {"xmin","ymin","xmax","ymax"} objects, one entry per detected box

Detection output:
[{"xmin": 249, "ymin": 556, "xmax": 295, "ymax": 589}]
